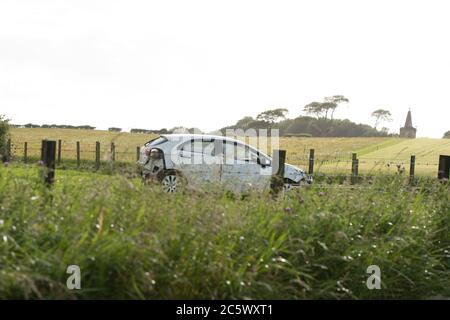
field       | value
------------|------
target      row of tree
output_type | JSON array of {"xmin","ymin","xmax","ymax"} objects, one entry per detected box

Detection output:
[
  {"xmin": 130, "ymin": 127, "xmax": 203, "ymax": 134},
  {"xmin": 224, "ymin": 115, "xmax": 388, "ymax": 137},
  {"xmin": 12, "ymin": 124, "xmax": 97, "ymax": 130},
  {"xmin": 222, "ymin": 95, "xmax": 397, "ymax": 137},
  {"xmin": 11, "ymin": 123, "xmax": 204, "ymax": 135},
  {"xmin": 130, "ymin": 128, "xmax": 169, "ymax": 134}
]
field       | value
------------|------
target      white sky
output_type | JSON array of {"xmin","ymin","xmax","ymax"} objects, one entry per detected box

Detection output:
[{"xmin": 1, "ymin": 0, "xmax": 449, "ymax": 137}]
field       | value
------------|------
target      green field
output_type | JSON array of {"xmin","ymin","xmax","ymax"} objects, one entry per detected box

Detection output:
[
  {"xmin": 9, "ymin": 128, "xmax": 450, "ymax": 176},
  {"xmin": 0, "ymin": 165, "xmax": 449, "ymax": 299}
]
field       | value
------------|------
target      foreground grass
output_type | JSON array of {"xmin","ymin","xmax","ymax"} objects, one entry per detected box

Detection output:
[{"xmin": 0, "ymin": 166, "xmax": 449, "ymax": 299}]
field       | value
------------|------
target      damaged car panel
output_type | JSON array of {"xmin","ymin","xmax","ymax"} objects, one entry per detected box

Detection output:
[{"xmin": 176, "ymin": 138, "xmax": 222, "ymax": 186}]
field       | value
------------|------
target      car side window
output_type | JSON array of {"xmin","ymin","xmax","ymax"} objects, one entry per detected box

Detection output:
[
  {"xmin": 180, "ymin": 140, "xmax": 216, "ymax": 156},
  {"xmin": 224, "ymin": 142, "xmax": 258, "ymax": 164}
]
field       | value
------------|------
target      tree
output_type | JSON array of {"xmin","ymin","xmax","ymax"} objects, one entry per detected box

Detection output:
[
  {"xmin": 320, "ymin": 102, "xmax": 337, "ymax": 119},
  {"xmin": 303, "ymin": 102, "xmax": 325, "ymax": 119},
  {"xmin": 303, "ymin": 95, "xmax": 349, "ymax": 120},
  {"xmin": 443, "ymin": 131, "xmax": 450, "ymax": 139},
  {"xmin": 256, "ymin": 108, "xmax": 289, "ymax": 124},
  {"xmin": 0, "ymin": 115, "xmax": 10, "ymax": 161},
  {"xmin": 235, "ymin": 116, "xmax": 255, "ymax": 129},
  {"xmin": 371, "ymin": 109, "xmax": 392, "ymax": 130},
  {"xmin": 108, "ymin": 127, "xmax": 122, "ymax": 132},
  {"xmin": 324, "ymin": 95, "xmax": 349, "ymax": 120},
  {"xmin": 24, "ymin": 123, "xmax": 40, "ymax": 128}
]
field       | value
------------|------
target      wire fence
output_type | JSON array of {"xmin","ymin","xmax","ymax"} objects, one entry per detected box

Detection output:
[{"xmin": 4, "ymin": 139, "xmax": 448, "ymax": 179}]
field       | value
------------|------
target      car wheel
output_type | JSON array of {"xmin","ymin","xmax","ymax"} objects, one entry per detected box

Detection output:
[{"xmin": 159, "ymin": 170, "xmax": 185, "ymax": 193}]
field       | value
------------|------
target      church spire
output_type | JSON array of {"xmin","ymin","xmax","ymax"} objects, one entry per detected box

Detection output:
[
  {"xmin": 400, "ymin": 109, "xmax": 417, "ymax": 138},
  {"xmin": 404, "ymin": 109, "xmax": 413, "ymax": 128}
]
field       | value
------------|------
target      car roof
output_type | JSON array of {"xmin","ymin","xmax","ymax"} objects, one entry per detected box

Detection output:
[
  {"xmin": 161, "ymin": 134, "xmax": 245, "ymax": 143},
  {"xmin": 160, "ymin": 134, "xmax": 270, "ymax": 157}
]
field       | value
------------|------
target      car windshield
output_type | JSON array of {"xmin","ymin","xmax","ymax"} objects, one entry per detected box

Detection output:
[{"xmin": 145, "ymin": 136, "xmax": 168, "ymax": 147}]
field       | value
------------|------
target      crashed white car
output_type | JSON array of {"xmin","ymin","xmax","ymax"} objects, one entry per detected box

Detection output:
[{"xmin": 138, "ymin": 134, "xmax": 311, "ymax": 193}]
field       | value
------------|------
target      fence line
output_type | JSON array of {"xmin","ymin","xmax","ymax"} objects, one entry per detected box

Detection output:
[{"xmin": 4, "ymin": 140, "xmax": 450, "ymax": 180}]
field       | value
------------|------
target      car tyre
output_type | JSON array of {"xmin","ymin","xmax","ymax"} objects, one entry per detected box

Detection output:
[{"xmin": 159, "ymin": 170, "xmax": 185, "ymax": 193}]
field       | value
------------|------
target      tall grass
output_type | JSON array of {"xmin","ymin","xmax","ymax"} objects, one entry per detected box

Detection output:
[{"xmin": 0, "ymin": 165, "xmax": 449, "ymax": 299}]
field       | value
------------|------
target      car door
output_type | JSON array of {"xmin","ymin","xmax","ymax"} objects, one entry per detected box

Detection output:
[
  {"xmin": 220, "ymin": 141, "xmax": 272, "ymax": 192},
  {"xmin": 177, "ymin": 138, "xmax": 222, "ymax": 187}
]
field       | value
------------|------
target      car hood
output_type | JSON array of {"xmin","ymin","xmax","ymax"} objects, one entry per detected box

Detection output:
[{"xmin": 284, "ymin": 163, "xmax": 307, "ymax": 183}]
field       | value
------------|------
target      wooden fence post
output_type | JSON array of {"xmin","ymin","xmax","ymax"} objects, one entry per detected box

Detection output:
[
  {"xmin": 351, "ymin": 153, "xmax": 359, "ymax": 185},
  {"xmin": 41, "ymin": 140, "xmax": 56, "ymax": 186},
  {"xmin": 308, "ymin": 149, "xmax": 315, "ymax": 175},
  {"xmin": 136, "ymin": 146, "xmax": 141, "ymax": 161},
  {"xmin": 270, "ymin": 149, "xmax": 286, "ymax": 196},
  {"xmin": 110, "ymin": 142, "xmax": 116, "ymax": 169},
  {"xmin": 57, "ymin": 139, "xmax": 62, "ymax": 165},
  {"xmin": 24, "ymin": 142, "xmax": 28, "ymax": 163},
  {"xmin": 41, "ymin": 139, "xmax": 45, "ymax": 161},
  {"xmin": 438, "ymin": 155, "xmax": 450, "ymax": 180},
  {"xmin": 76, "ymin": 141, "xmax": 81, "ymax": 169},
  {"xmin": 111, "ymin": 142, "xmax": 116, "ymax": 161},
  {"xmin": 409, "ymin": 155, "xmax": 416, "ymax": 184},
  {"xmin": 95, "ymin": 141, "xmax": 100, "ymax": 170}
]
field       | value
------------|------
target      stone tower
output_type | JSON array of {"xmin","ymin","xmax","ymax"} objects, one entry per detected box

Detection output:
[{"xmin": 400, "ymin": 109, "xmax": 417, "ymax": 138}]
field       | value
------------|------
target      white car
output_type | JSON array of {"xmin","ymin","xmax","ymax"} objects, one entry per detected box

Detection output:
[{"xmin": 138, "ymin": 134, "xmax": 311, "ymax": 193}]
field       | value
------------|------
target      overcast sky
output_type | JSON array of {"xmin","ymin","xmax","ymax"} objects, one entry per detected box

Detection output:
[{"xmin": 1, "ymin": 0, "xmax": 449, "ymax": 137}]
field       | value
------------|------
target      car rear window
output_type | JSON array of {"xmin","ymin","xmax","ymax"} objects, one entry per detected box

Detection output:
[{"xmin": 145, "ymin": 136, "xmax": 168, "ymax": 147}]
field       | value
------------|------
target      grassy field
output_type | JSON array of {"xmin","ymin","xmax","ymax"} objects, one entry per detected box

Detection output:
[
  {"xmin": 10, "ymin": 128, "xmax": 153, "ymax": 163},
  {"xmin": 0, "ymin": 164, "xmax": 449, "ymax": 299},
  {"xmin": 359, "ymin": 138, "xmax": 450, "ymax": 176},
  {"xmin": 9, "ymin": 128, "xmax": 450, "ymax": 176}
]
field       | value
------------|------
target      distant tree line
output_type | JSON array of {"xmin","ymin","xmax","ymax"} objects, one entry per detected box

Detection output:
[
  {"xmin": 11, "ymin": 123, "xmax": 204, "ymax": 135},
  {"xmin": 444, "ymin": 131, "xmax": 450, "ymax": 139},
  {"xmin": 223, "ymin": 116, "xmax": 389, "ymax": 137},
  {"xmin": 130, "ymin": 127, "xmax": 203, "ymax": 134},
  {"xmin": 130, "ymin": 128, "xmax": 169, "ymax": 134},
  {"xmin": 12, "ymin": 124, "xmax": 97, "ymax": 130},
  {"xmin": 222, "ymin": 95, "xmax": 393, "ymax": 137}
]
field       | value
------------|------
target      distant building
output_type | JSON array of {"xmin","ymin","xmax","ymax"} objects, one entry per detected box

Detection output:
[{"xmin": 399, "ymin": 109, "xmax": 417, "ymax": 138}]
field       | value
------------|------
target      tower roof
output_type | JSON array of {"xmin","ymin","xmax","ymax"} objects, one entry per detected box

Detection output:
[{"xmin": 404, "ymin": 110, "xmax": 413, "ymax": 128}]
